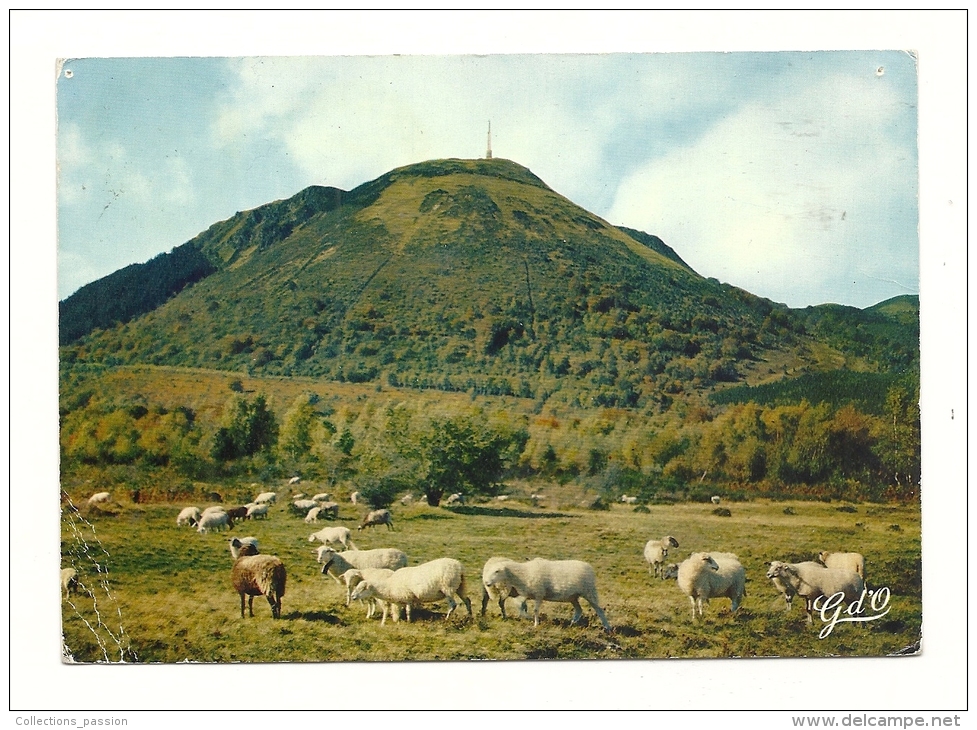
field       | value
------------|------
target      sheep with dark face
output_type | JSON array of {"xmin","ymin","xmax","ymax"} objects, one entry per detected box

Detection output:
[
  {"xmin": 644, "ymin": 536, "xmax": 680, "ymax": 579},
  {"xmin": 231, "ymin": 553, "xmax": 286, "ymax": 619},
  {"xmin": 766, "ymin": 561, "xmax": 864, "ymax": 626},
  {"xmin": 358, "ymin": 509, "xmax": 394, "ymax": 531},
  {"xmin": 229, "ymin": 537, "xmax": 259, "ymax": 559}
]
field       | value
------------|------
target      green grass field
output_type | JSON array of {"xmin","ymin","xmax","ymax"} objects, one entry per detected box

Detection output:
[{"xmin": 61, "ymin": 491, "xmax": 920, "ymax": 663}]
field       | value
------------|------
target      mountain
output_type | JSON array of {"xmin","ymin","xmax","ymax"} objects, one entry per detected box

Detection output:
[{"xmin": 59, "ymin": 157, "xmax": 915, "ymax": 411}]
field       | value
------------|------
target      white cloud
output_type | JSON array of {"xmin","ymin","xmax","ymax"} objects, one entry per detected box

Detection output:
[{"xmin": 606, "ymin": 71, "xmax": 917, "ymax": 307}]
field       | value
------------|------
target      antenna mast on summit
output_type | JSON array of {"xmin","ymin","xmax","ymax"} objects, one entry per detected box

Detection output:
[{"xmin": 486, "ymin": 121, "xmax": 493, "ymax": 159}]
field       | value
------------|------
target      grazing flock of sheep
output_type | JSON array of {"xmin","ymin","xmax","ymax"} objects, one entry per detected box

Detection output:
[{"xmin": 69, "ymin": 486, "xmax": 871, "ymax": 637}]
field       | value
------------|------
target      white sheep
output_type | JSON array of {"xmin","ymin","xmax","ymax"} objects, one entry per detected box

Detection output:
[
  {"xmin": 308, "ymin": 526, "xmax": 358, "ymax": 551},
  {"xmin": 621, "ymin": 495, "xmax": 638, "ymax": 505},
  {"xmin": 358, "ymin": 508, "xmax": 394, "ymax": 531},
  {"xmin": 288, "ymin": 476, "xmax": 301, "ymax": 485},
  {"xmin": 496, "ymin": 495, "xmax": 510, "ymax": 502},
  {"xmin": 197, "ymin": 510, "xmax": 232, "ymax": 533},
  {"xmin": 482, "ymin": 558, "xmax": 612, "ymax": 632},
  {"xmin": 479, "ymin": 557, "xmax": 529, "ymax": 619},
  {"xmin": 87, "ymin": 491, "xmax": 111, "ymax": 506},
  {"xmin": 231, "ymin": 554, "xmax": 286, "ymax": 619},
  {"xmin": 400, "ymin": 493, "xmax": 414, "ymax": 506},
  {"xmin": 445, "ymin": 493, "xmax": 464, "ymax": 505},
  {"xmin": 349, "ymin": 558, "xmax": 472, "ymax": 625},
  {"xmin": 61, "ymin": 568, "xmax": 79, "ymax": 598},
  {"xmin": 311, "ymin": 492, "xmax": 332, "ymax": 502},
  {"xmin": 318, "ymin": 547, "xmax": 409, "ymax": 584},
  {"xmin": 767, "ymin": 560, "xmax": 821, "ymax": 611},
  {"xmin": 318, "ymin": 501, "xmax": 340, "ymax": 519},
  {"xmin": 677, "ymin": 552, "xmax": 747, "ymax": 620},
  {"xmin": 246, "ymin": 502, "xmax": 269, "ymax": 520},
  {"xmin": 767, "ymin": 561, "xmax": 865, "ymax": 625},
  {"xmin": 661, "ymin": 563, "xmax": 679, "ymax": 580},
  {"xmin": 292, "ymin": 499, "xmax": 319, "ymax": 515},
  {"xmin": 254, "ymin": 491, "xmax": 277, "ymax": 505},
  {"xmin": 340, "ymin": 567, "xmax": 395, "ymax": 616},
  {"xmin": 350, "ymin": 491, "xmax": 360, "ymax": 504},
  {"xmin": 229, "ymin": 536, "xmax": 259, "ymax": 559},
  {"xmin": 176, "ymin": 506, "xmax": 202, "ymax": 527},
  {"xmin": 643, "ymin": 536, "xmax": 680, "ymax": 579},
  {"xmin": 305, "ymin": 506, "xmax": 323, "ymax": 523},
  {"xmin": 817, "ymin": 551, "xmax": 866, "ymax": 580},
  {"xmin": 202, "ymin": 505, "xmax": 226, "ymax": 515},
  {"xmin": 711, "ymin": 495, "xmax": 722, "ymax": 505}
]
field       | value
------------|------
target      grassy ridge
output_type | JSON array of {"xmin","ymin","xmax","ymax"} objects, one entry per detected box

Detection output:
[{"xmin": 61, "ymin": 494, "xmax": 920, "ymax": 663}]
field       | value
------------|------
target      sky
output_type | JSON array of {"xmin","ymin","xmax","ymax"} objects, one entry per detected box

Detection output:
[{"xmin": 56, "ymin": 46, "xmax": 920, "ymax": 309}]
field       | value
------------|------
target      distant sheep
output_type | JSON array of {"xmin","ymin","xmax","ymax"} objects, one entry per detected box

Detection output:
[
  {"xmin": 291, "ymin": 499, "xmax": 319, "ymax": 515},
  {"xmin": 817, "ymin": 551, "xmax": 866, "ymax": 580},
  {"xmin": 87, "ymin": 492, "xmax": 111, "ymax": 507},
  {"xmin": 254, "ymin": 492, "xmax": 277, "ymax": 505},
  {"xmin": 711, "ymin": 495, "xmax": 722, "ymax": 505},
  {"xmin": 479, "ymin": 557, "xmax": 529, "ymax": 619},
  {"xmin": 677, "ymin": 552, "xmax": 746, "ymax": 620},
  {"xmin": 246, "ymin": 503, "xmax": 269, "ymax": 520},
  {"xmin": 620, "ymin": 494, "xmax": 638, "ymax": 505},
  {"xmin": 311, "ymin": 493, "xmax": 332, "ymax": 502},
  {"xmin": 176, "ymin": 506, "xmax": 201, "ymax": 528},
  {"xmin": 661, "ymin": 563, "xmax": 679, "ymax": 580},
  {"xmin": 202, "ymin": 505, "xmax": 226, "ymax": 515},
  {"xmin": 358, "ymin": 508, "xmax": 393, "ymax": 531},
  {"xmin": 229, "ymin": 536, "xmax": 259, "ymax": 559},
  {"xmin": 308, "ymin": 526, "xmax": 357, "ymax": 551},
  {"xmin": 318, "ymin": 501, "xmax": 340, "ymax": 520},
  {"xmin": 231, "ymin": 554, "xmax": 286, "ymax": 619},
  {"xmin": 643, "ymin": 536, "xmax": 680, "ymax": 579},
  {"xmin": 482, "ymin": 558, "xmax": 612, "ymax": 632},
  {"xmin": 225, "ymin": 505, "xmax": 250, "ymax": 521},
  {"xmin": 767, "ymin": 561, "xmax": 864, "ymax": 625},
  {"xmin": 318, "ymin": 547, "xmax": 408, "ymax": 584},
  {"xmin": 197, "ymin": 510, "xmax": 233, "ymax": 533},
  {"xmin": 305, "ymin": 506, "xmax": 324, "ymax": 523},
  {"xmin": 349, "ymin": 558, "xmax": 472, "ymax": 625},
  {"xmin": 350, "ymin": 491, "xmax": 360, "ymax": 505},
  {"xmin": 496, "ymin": 495, "xmax": 510, "ymax": 502},
  {"xmin": 445, "ymin": 493, "xmax": 464, "ymax": 506},
  {"xmin": 400, "ymin": 493, "xmax": 414, "ymax": 506},
  {"xmin": 61, "ymin": 568, "xmax": 79, "ymax": 598},
  {"xmin": 288, "ymin": 476, "xmax": 301, "ymax": 485}
]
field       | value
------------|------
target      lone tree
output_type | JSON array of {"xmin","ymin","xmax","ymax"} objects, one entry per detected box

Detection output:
[
  {"xmin": 211, "ymin": 394, "xmax": 278, "ymax": 461},
  {"xmin": 415, "ymin": 416, "xmax": 528, "ymax": 506}
]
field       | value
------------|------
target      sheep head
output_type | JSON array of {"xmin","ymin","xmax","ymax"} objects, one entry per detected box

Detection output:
[{"xmin": 666, "ymin": 536, "xmax": 679, "ymax": 548}]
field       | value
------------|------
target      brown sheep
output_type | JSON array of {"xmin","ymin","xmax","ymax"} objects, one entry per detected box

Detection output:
[{"xmin": 231, "ymin": 554, "xmax": 286, "ymax": 619}]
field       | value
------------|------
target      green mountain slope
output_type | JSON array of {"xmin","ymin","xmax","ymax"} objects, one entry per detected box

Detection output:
[{"xmin": 59, "ymin": 157, "xmax": 914, "ymax": 411}]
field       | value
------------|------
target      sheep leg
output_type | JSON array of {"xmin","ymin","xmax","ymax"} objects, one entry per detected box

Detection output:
[
  {"xmin": 239, "ymin": 591, "xmax": 246, "ymax": 619},
  {"xmin": 266, "ymin": 593, "xmax": 279, "ymax": 619},
  {"xmin": 444, "ymin": 594, "xmax": 457, "ymax": 621},
  {"xmin": 533, "ymin": 598, "xmax": 543, "ymax": 627},
  {"xmin": 248, "ymin": 594, "xmax": 255, "ymax": 618},
  {"xmin": 689, "ymin": 596, "xmax": 697, "ymax": 621},
  {"xmin": 569, "ymin": 597, "xmax": 584, "ymax": 626},
  {"xmin": 480, "ymin": 587, "xmax": 491, "ymax": 617},
  {"xmin": 462, "ymin": 595, "xmax": 472, "ymax": 617},
  {"xmin": 403, "ymin": 603, "xmax": 410, "ymax": 623}
]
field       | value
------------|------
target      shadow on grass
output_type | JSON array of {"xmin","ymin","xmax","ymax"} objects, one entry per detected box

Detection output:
[
  {"xmin": 284, "ymin": 610, "xmax": 343, "ymax": 625},
  {"xmin": 445, "ymin": 506, "xmax": 577, "ymax": 519},
  {"xmin": 408, "ymin": 513, "xmax": 454, "ymax": 521}
]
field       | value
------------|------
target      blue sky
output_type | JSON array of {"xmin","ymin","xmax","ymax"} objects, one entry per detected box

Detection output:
[{"xmin": 57, "ymin": 49, "xmax": 919, "ymax": 309}]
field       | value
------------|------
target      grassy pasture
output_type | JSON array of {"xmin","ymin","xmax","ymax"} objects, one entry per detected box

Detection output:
[{"xmin": 61, "ymin": 494, "xmax": 920, "ymax": 663}]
